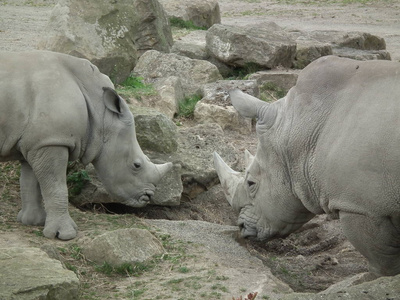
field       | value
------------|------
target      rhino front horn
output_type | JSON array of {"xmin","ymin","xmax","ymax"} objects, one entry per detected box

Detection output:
[
  {"xmin": 213, "ymin": 152, "xmax": 242, "ymax": 206},
  {"xmin": 155, "ymin": 162, "xmax": 173, "ymax": 180}
]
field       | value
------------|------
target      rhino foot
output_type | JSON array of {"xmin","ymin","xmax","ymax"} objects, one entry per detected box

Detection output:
[
  {"xmin": 17, "ymin": 208, "xmax": 46, "ymax": 226},
  {"xmin": 43, "ymin": 214, "xmax": 78, "ymax": 240}
]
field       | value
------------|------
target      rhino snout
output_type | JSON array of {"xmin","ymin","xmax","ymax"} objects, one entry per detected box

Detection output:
[{"xmin": 138, "ymin": 189, "xmax": 154, "ymax": 203}]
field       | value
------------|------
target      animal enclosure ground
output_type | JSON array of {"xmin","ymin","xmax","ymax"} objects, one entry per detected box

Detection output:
[{"xmin": 0, "ymin": 0, "xmax": 399, "ymax": 298}]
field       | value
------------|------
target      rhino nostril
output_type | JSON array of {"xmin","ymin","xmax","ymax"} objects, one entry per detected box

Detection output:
[{"xmin": 145, "ymin": 190, "xmax": 154, "ymax": 197}]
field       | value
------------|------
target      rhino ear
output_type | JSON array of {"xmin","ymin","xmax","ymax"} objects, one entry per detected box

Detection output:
[
  {"xmin": 103, "ymin": 87, "xmax": 124, "ymax": 115},
  {"xmin": 229, "ymin": 89, "xmax": 277, "ymax": 131}
]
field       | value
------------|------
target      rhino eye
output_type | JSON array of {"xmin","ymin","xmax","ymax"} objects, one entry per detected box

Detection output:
[
  {"xmin": 247, "ymin": 179, "xmax": 258, "ymax": 198},
  {"xmin": 133, "ymin": 161, "xmax": 142, "ymax": 169}
]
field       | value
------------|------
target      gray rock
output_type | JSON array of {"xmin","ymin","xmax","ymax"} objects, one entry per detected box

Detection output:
[
  {"xmin": 82, "ymin": 228, "xmax": 165, "ymax": 266},
  {"xmin": 38, "ymin": 0, "xmax": 172, "ymax": 83},
  {"xmin": 171, "ymin": 30, "xmax": 209, "ymax": 60},
  {"xmin": 133, "ymin": 50, "xmax": 222, "ymax": 97},
  {"xmin": 303, "ymin": 30, "xmax": 387, "ymax": 50},
  {"xmin": 206, "ymin": 22, "xmax": 296, "ymax": 69},
  {"xmin": 176, "ymin": 123, "xmax": 239, "ymax": 198},
  {"xmin": 248, "ymin": 70, "xmax": 300, "ymax": 91},
  {"xmin": 0, "ymin": 247, "xmax": 79, "ymax": 300},
  {"xmin": 172, "ymin": 30, "xmax": 234, "ymax": 76},
  {"xmin": 146, "ymin": 219, "xmax": 294, "ymax": 299},
  {"xmin": 131, "ymin": 106, "xmax": 178, "ymax": 154},
  {"xmin": 153, "ymin": 76, "xmax": 185, "ymax": 119},
  {"xmin": 159, "ymin": 0, "xmax": 221, "ymax": 29},
  {"xmin": 278, "ymin": 274, "xmax": 400, "ymax": 300},
  {"xmin": 333, "ymin": 47, "xmax": 391, "ymax": 60},
  {"xmin": 293, "ymin": 37, "xmax": 332, "ymax": 69},
  {"xmin": 289, "ymin": 30, "xmax": 390, "ymax": 65},
  {"xmin": 194, "ymin": 80, "xmax": 259, "ymax": 134},
  {"xmin": 150, "ymin": 161, "xmax": 183, "ymax": 206}
]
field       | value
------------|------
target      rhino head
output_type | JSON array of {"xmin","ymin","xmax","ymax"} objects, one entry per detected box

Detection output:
[
  {"xmin": 214, "ymin": 89, "xmax": 314, "ymax": 240},
  {"xmin": 89, "ymin": 87, "xmax": 172, "ymax": 207}
]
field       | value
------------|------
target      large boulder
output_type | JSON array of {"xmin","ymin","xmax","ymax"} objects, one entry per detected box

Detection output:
[
  {"xmin": 303, "ymin": 30, "xmax": 387, "ymax": 50},
  {"xmin": 176, "ymin": 123, "xmax": 240, "ymax": 198},
  {"xmin": 206, "ymin": 22, "xmax": 296, "ymax": 69},
  {"xmin": 247, "ymin": 69, "xmax": 300, "ymax": 91},
  {"xmin": 159, "ymin": 0, "xmax": 221, "ymax": 29},
  {"xmin": 171, "ymin": 30, "xmax": 233, "ymax": 76},
  {"xmin": 153, "ymin": 76, "xmax": 185, "ymax": 119},
  {"xmin": 82, "ymin": 228, "xmax": 165, "ymax": 266},
  {"xmin": 194, "ymin": 80, "xmax": 258, "ymax": 134},
  {"xmin": 0, "ymin": 247, "xmax": 79, "ymax": 300},
  {"xmin": 289, "ymin": 30, "xmax": 391, "ymax": 67},
  {"xmin": 292, "ymin": 37, "xmax": 332, "ymax": 69},
  {"xmin": 133, "ymin": 50, "xmax": 222, "ymax": 97},
  {"xmin": 38, "ymin": 0, "xmax": 173, "ymax": 83},
  {"xmin": 279, "ymin": 274, "xmax": 400, "ymax": 300},
  {"xmin": 172, "ymin": 30, "xmax": 209, "ymax": 60},
  {"xmin": 131, "ymin": 106, "xmax": 179, "ymax": 154}
]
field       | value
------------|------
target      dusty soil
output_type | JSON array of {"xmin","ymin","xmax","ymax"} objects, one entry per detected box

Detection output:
[{"xmin": 1, "ymin": 0, "xmax": 399, "ymax": 299}]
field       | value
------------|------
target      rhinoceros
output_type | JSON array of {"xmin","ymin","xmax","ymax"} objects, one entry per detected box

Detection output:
[
  {"xmin": 214, "ymin": 55, "xmax": 400, "ymax": 276},
  {"xmin": 0, "ymin": 50, "xmax": 172, "ymax": 240}
]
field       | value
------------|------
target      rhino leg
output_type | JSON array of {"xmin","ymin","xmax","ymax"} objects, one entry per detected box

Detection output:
[
  {"xmin": 27, "ymin": 147, "xmax": 77, "ymax": 240},
  {"xmin": 17, "ymin": 161, "xmax": 46, "ymax": 226},
  {"xmin": 340, "ymin": 212, "xmax": 400, "ymax": 276}
]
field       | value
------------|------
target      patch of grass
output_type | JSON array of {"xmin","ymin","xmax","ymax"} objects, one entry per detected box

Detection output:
[
  {"xmin": 116, "ymin": 76, "xmax": 156, "ymax": 101},
  {"xmin": 67, "ymin": 168, "xmax": 90, "ymax": 197},
  {"xmin": 69, "ymin": 244, "xmax": 84, "ymax": 260},
  {"xmin": 259, "ymin": 82, "xmax": 287, "ymax": 103},
  {"xmin": 169, "ymin": 17, "xmax": 207, "ymax": 30},
  {"xmin": 226, "ymin": 62, "xmax": 262, "ymax": 80},
  {"xmin": 178, "ymin": 266, "xmax": 190, "ymax": 273},
  {"xmin": 95, "ymin": 261, "xmax": 155, "ymax": 277},
  {"xmin": 177, "ymin": 94, "xmax": 202, "ymax": 118}
]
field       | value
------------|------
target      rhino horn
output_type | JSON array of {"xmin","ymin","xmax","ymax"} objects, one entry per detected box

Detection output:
[
  {"xmin": 244, "ymin": 149, "xmax": 255, "ymax": 167},
  {"xmin": 213, "ymin": 152, "xmax": 241, "ymax": 206},
  {"xmin": 155, "ymin": 162, "xmax": 173, "ymax": 180},
  {"xmin": 229, "ymin": 89, "xmax": 267, "ymax": 119},
  {"xmin": 229, "ymin": 89, "xmax": 277, "ymax": 130}
]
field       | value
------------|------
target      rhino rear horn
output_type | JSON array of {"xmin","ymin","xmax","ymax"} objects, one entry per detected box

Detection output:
[
  {"xmin": 244, "ymin": 149, "xmax": 255, "ymax": 167},
  {"xmin": 229, "ymin": 89, "xmax": 277, "ymax": 130},
  {"xmin": 213, "ymin": 152, "xmax": 242, "ymax": 206}
]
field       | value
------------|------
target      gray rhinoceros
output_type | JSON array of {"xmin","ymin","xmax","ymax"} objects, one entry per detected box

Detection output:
[
  {"xmin": 214, "ymin": 55, "xmax": 400, "ymax": 276},
  {"xmin": 0, "ymin": 50, "xmax": 172, "ymax": 240}
]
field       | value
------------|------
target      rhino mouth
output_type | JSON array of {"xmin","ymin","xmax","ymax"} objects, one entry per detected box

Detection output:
[
  {"xmin": 125, "ymin": 189, "xmax": 155, "ymax": 207},
  {"xmin": 238, "ymin": 220, "xmax": 258, "ymax": 239},
  {"xmin": 238, "ymin": 218, "xmax": 271, "ymax": 241}
]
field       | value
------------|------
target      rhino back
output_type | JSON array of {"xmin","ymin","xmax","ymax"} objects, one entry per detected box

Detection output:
[
  {"xmin": 0, "ymin": 51, "xmax": 110, "ymax": 161},
  {"xmin": 283, "ymin": 56, "xmax": 400, "ymax": 216}
]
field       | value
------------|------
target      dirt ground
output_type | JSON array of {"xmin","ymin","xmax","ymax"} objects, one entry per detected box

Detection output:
[{"xmin": 1, "ymin": 0, "xmax": 400, "ymax": 298}]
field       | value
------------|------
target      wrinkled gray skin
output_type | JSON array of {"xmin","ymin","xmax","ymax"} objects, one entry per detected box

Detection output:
[
  {"xmin": 0, "ymin": 51, "xmax": 172, "ymax": 240},
  {"xmin": 214, "ymin": 56, "xmax": 400, "ymax": 277}
]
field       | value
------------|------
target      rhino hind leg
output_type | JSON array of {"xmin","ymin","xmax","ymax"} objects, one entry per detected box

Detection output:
[
  {"xmin": 27, "ymin": 147, "xmax": 77, "ymax": 240},
  {"xmin": 17, "ymin": 161, "xmax": 46, "ymax": 226},
  {"xmin": 340, "ymin": 211, "xmax": 400, "ymax": 276}
]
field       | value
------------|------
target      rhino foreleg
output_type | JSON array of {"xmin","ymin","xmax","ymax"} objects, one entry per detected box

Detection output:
[
  {"xmin": 340, "ymin": 212, "xmax": 400, "ymax": 276},
  {"xmin": 26, "ymin": 147, "xmax": 77, "ymax": 240},
  {"xmin": 17, "ymin": 161, "xmax": 46, "ymax": 226}
]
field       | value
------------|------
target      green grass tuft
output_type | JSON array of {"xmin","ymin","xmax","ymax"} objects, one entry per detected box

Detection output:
[
  {"xmin": 116, "ymin": 76, "xmax": 156, "ymax": 101},
  {"xmin": 169, "ymin": 17, "xmax": 207, "ymax": 30},
  {"xmin": 177, "ymin": 94, "xmax": 202, "ymax": 118}
]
